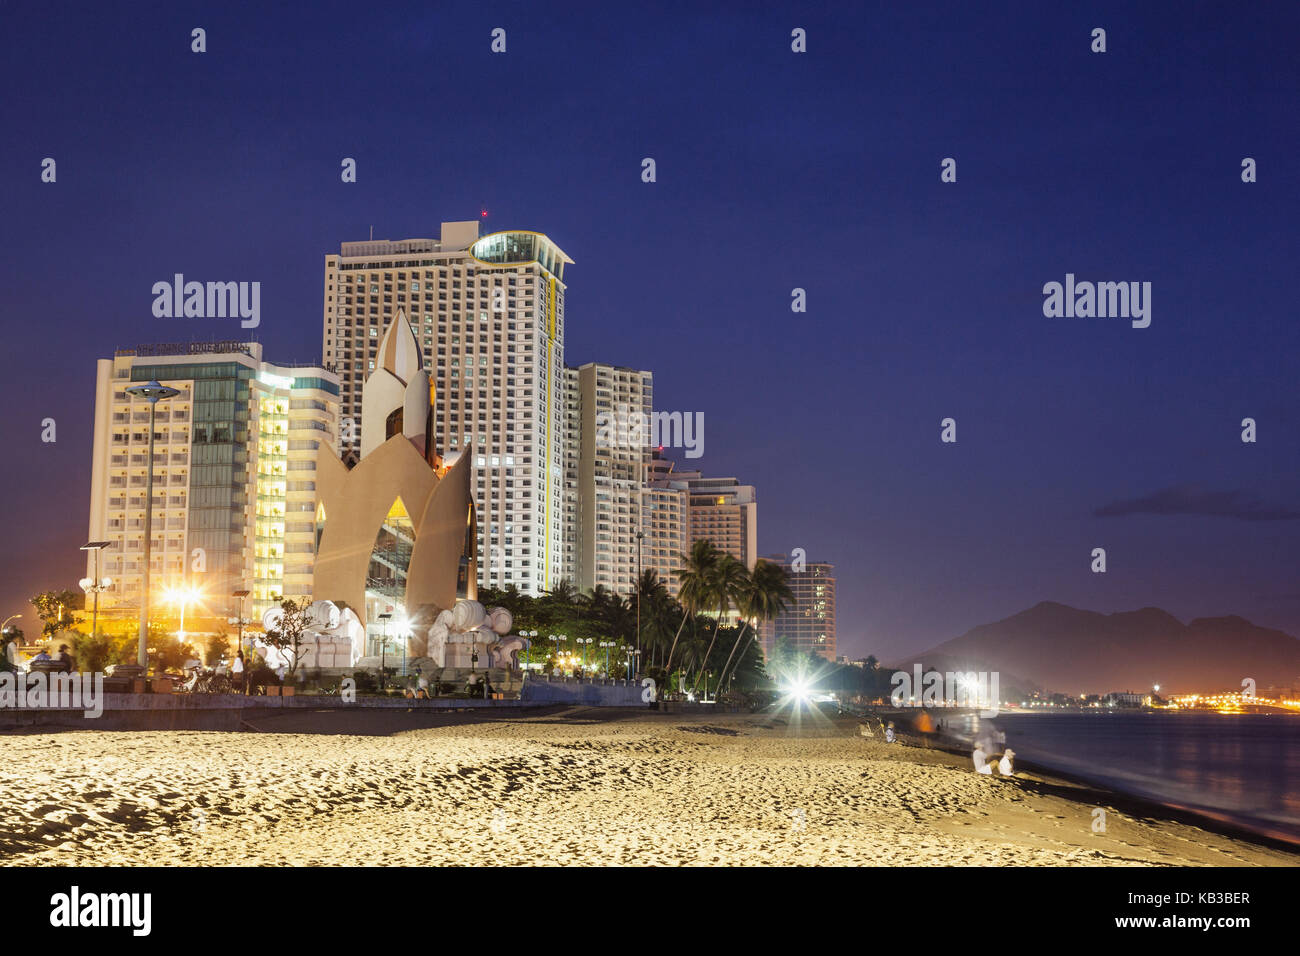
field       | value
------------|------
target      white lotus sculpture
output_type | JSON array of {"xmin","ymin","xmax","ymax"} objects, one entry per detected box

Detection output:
[{"xmin": 422, "ymin": 599, "xmax": 527, "ymax": 669}]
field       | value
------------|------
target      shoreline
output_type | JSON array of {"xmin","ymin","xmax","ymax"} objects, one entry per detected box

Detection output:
[{"xmin": 3, "ymin": 708, "xmax": 1296, "ymax": 866}]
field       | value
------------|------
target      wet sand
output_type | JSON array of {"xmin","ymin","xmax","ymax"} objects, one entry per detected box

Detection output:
[{"xmin": 2, "ymin": 707, "xmax": 1295, "ymax": 866}]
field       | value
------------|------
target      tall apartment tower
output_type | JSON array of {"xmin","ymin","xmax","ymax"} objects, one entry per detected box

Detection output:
[
  {"xmin": 641, "ymin": 451, "xmax": 689, "ymax": 597},
  {"xmin": 563, "ymin": 363, "xmax": 653, "ymax": 596},
  {"xmin": 760, "ymin": 555, "xmax": 837, "ymax": 663},
  {"xmin": 85, "ymin": 342, "xmax": 339, "ymax": 622},
  {"xmin": 322, "ymin": 222, "xmax": 573, "ymax": 596}
]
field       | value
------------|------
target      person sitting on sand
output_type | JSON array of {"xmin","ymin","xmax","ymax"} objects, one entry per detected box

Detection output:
[
  {"xmin": 973, "ymin": 744, "xmax": 1016, "ymax": 776},
  {"xmin": 998, "ymin": 748, "xmax": 1015, "ymax": 776},
  {"xmin": 884, "ymin": 721, "xmax": 896, "ymax": 744}
]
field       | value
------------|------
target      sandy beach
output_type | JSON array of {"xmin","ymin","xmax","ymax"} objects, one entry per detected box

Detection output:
[{"xmin": 2, "ymin": 707, "xmax": 1294, "ymax": 866}]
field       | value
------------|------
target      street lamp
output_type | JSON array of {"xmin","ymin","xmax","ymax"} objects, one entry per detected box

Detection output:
[
  {"xmin": 635, "ymin": 529, "xmax": 644, "ymax": 670},
  {"xmin": 79, "ymin": 541, "xmax": 113, "ymax": 644},
  {"xmin": 575, "ymin": 637, "xmax": 593, "ymax": 673},
  {"xmin": 229, "ymin": 589, "xmax": 250, "ymax": 659},
  {"xmin": 550, "ymin": 633, "xmax": 568, "ymax": 672},
  {"xmin": 163, "ymin": 582, "xmax": 203, "ymax": 647},
  {"xmin": 125, "ymin": 380, "xmax": 180, "ymax": 670},
  {"xmin": 520, "ymin": 630, "xmax": 537, "ymax": 672},
  {"xmin": 377, "ymin": 612, "xmax": 392, "ymax": 690},
  {"xmin": 599, "ymin": 640, "xmax": 616, "ymax": 675}
]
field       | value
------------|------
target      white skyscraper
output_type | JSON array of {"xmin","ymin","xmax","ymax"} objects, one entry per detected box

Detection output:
[
  {"xmin": 322, "ymin": 222, "xmax": 573, "ymax": 595},
  {"xmin": 563, "ymin": 363, "xmax": 653, "ymax": 597}
]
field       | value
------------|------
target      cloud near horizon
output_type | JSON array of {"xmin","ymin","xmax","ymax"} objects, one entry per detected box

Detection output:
[{"xmin": 1094, "ymin": 485, "xmax": 1300, "ymax": 521}]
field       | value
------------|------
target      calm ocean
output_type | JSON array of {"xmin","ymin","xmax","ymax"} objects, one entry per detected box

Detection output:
[{"xmin": 978, "ymin": 711, "xmax": 1300, "ymax": 843}]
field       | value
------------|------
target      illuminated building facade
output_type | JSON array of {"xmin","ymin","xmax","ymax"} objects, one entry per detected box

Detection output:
[
  {"xmin": 85, "ymin": 342, "xmax": 339, "ymax": 622},
  {"xmin": 683, "ymin": 473, "xmax": 758, "ymax": 570},
  {"xmin": 759, "ymin": 555, "xmax": 836, "ymax": 663},
  {"xmin": 563, "ymin": 362, "xmax": 654, "ymax": 596},
  {"xmin": 641, "ymin": 451, "xmax": 689, "ymax": 597},
  {"xmin": 321, "ymin": 221, "xmax": 573, "ymax": 596}
]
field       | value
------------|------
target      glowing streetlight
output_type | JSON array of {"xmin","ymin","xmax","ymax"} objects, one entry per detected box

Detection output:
[
  {"xmin": 80, "ymin": 541, "xmax": 114, "ymax": 644},
  {"xmin": 163, "ymin": 583, "xmax": 204, "ymax": 645}
]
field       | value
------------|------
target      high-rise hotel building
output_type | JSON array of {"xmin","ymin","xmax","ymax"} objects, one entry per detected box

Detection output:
[
  {"xmin": 85, "ymin": 342, "xmax": 339, "ymax": 621},
  {"xmin": 641, "ymin": 452, "xmax": 689, "ymax": 597},
  {"xmin": 322, "ymin": 221, "xmax": 573, "ymax": 596},
  {"xmin": 640, "ymin": 451, "xmax": 757, "ymax": 598},
  {"xmin": 563, "ymin": 363, "xmax": 653, "ymax": 596},
  {"xmin": 759, "ymin": 555, "xmax": 837, "ymax": 662}
]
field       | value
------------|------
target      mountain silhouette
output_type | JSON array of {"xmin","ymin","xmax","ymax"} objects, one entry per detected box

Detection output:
[{"xmin": 890, "ymin": 601, "xmax": 1300, "ymax": 696}]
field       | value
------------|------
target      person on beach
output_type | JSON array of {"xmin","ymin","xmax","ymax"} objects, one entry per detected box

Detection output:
[
  {"xmin": 997, "ymin": 749, "xmax": 1016, "ymax": 776},
  {"xmin": 884, "ymin": 721, "xmax": 896, "ymax": 744},
  {"xmin": 972, "ymin": 743, "xmax": 1016, "ymax": 776},
  {"xmin": 915, "ymin": 710, "xmax": 935, "ymax": 748},
  {"xmin": 56, "ymin": 644, "xmax": 74, "ymax": 672},
  {"xmin": 232, "ymin": 651, "xmax": 246, "ymax": 694}
]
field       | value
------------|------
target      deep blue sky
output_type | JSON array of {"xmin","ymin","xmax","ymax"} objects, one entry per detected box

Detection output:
[{"xmin": 2, "ymin": 1, "xmax": 1297, "ymax": 659}]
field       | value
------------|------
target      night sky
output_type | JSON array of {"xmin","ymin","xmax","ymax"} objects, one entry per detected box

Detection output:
[{"xmin": 3, "ymin": 1, "xmax": 1297, "ymax": 660}]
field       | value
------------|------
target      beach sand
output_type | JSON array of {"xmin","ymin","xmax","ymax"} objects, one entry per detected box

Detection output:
[{"xmin": 1, "ymin": 707, "xmax": 1294, "ymax": 866}]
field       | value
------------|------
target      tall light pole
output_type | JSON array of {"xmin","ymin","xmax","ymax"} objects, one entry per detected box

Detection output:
[
  {"xmin": 125, "ymin": 380, "xmax": 180, "ymax": 670},
  {"xmin": 80, "ymin": 541, "xmax": 113, "ymax": 644},
  {"xmin": 635, "ymin": 529, "xmax": 644, "ymax": 674},
  {"xmin": 377, "ymin": 612, "xmax": 392, "ymax": 690},
  {"xmin": 230, "ymin": 589, "xmax": 250, "ymax": 658}
]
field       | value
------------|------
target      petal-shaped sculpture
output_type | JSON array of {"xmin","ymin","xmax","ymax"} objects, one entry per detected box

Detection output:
[
  {"xmin": 261, "ymin": 606, "xmax": 284, "ymax": 632},
  {"xmin": 487, "ymin": 607, "xmax": 513, "ymax": 636}
]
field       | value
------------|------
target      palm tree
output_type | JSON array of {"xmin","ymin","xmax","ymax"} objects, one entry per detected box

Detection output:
[
  {"xmin": 544, "ymin": 580, "xmax": 579, "ymax": 607},
  {"xmin": 635, "ymin": 570, "xmax": 672, "ymax": 668},
  {"xmin": 665, "ymin": 539, "xmax": 719, "ymax": 673},
  {"xmin": 716, "ymin": 559, "xmax": 794, "ymax": 690},
  {"xmin": 690, "ymin": 553, "xmax": 748, "ymax": 695}
]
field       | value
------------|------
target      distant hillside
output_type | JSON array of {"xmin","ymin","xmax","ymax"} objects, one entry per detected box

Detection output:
[{"xmin": 889, "ymin": 601, "xmax": 1300, "ymax": 696}]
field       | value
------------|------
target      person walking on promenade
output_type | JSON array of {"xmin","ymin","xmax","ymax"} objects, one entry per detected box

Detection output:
[{"xmin": 232, "ymin": 650, "xmax": 246, "ymax": 694}]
